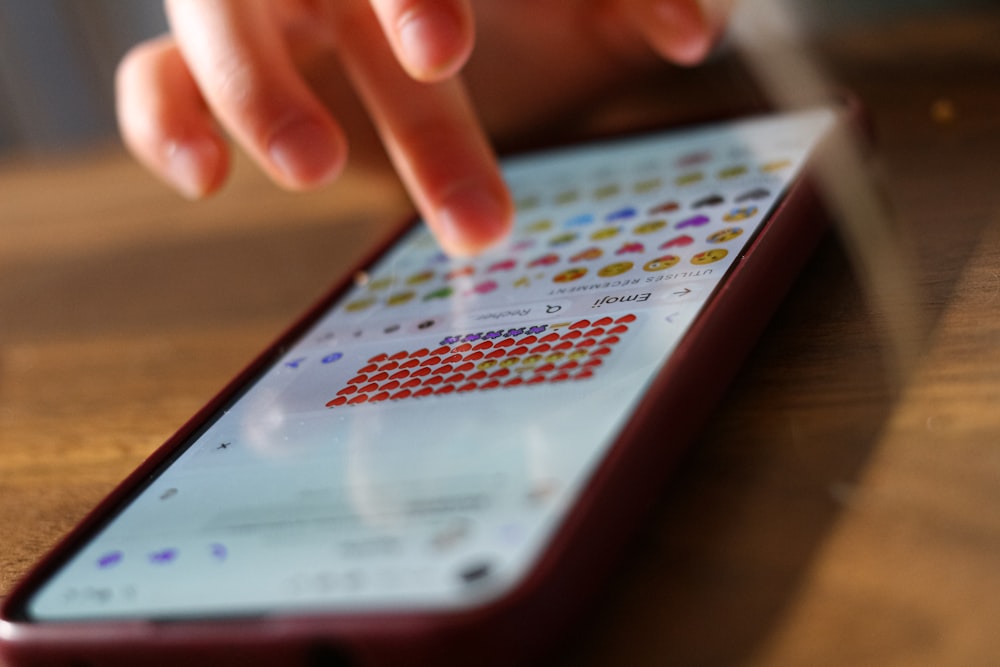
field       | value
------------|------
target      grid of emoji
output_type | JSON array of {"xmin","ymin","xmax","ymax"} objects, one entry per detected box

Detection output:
[
  {"xmin": 341, "ymin": 154, "xmax": 792, "ymax": 314},
  {"xmin": 325, "ymin": 315, "xmax": 637, "ymax": 407}
]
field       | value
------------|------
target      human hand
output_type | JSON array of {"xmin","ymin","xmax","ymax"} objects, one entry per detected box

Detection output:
[{"xmin": 116, "ymin": 0, "xmax": 731, "ymax": 256}]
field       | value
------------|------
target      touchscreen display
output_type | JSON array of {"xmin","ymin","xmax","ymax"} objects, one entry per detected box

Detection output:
[{"xmin": 28, "ymin": 109, "xmax": 835, "ymax": 620}]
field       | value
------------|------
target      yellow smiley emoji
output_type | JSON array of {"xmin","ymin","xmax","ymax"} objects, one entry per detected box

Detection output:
[
  {"xmin": 707, "ymin": 227, "xmax": 744, "ymax": 243},
  {"xmin": 554, "ymin": 267, "xmax": 588, "ymax": 283},
  {"xmin": 525, "ymin": 219, "xmax": 553, "ymax": 234},
  {"xmin": 590, "ymin": 226, "xmax": 621, "ymax": 241},
  {"xmin": 761, "ymin": 159, "xmax": 791, "ymax": 173},
  {"xmin": 723, "ymin": 206, "xmax": 758, "ymax": 222},
  {"xmin": 406, "ymin": 270, "xmax": 434, "ymax": 285},
  {"xmin": 691, "ymin": 249, "xmax": 729, "ymax": 265},
  {"xmin": 633, "ymin": 220, "xmax": 667, "ymax": 235},
  {"xmin": 593, "ymin": 184, "xmax": 620, "ymax": 200},
  {"xmin": 598, "ymin": 262, "xmax": 634, "ymax": 277},
  {"xmin": 368, "ymin": 275, "xmax": 394, "ymax": 291},
  {"xmin": 643, "ymin": 255, "xmax": 680, "ymax": 272},
  {"xmin": 345, "ymin": 298, "xmax": 375, "ymax": 312},
  {"xmin": 386, "ymin": 291, "xmax": 416, "ymax": 306},
  {"xmin": 718, "ymin": 165, "xmax": 748, "ymax": 179}
]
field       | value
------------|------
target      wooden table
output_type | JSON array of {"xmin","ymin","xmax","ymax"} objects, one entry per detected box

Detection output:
[{"xmin": 2, "ymin": 8, "xmax": 999, "ymax": 665}]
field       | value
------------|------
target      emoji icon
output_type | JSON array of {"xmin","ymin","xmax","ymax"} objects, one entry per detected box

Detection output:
[
  {"xmin": 345, "ymin": 298, "xmax": 375, "ymax": 312},
  {"xmin": 634, "ymin": 178, "xmax": 662, "ymax": 193},
  {"xmin": 593, "ymin": 184, "xmax": 620, "ymax": 200},
  {"xmin": 590, "ymin": 226, "xmax": 621, "ymax": 241},
  {"xmin": 528, "ymin": 253, "xmax": 560, "ymax": 268},
  {"xmin": 707, "ymin": 227, "xmax": 744, "ymax": 243},
  {"xmin": 605, "ymin": 207, "xmax": 637, "ymax": 222},
  {"xmin": 598, "ymin": 262, "xmax": 634, "ymax": 277},
  {"xmin": 761, "ymin": 159, "xmax": 791, "ymax": 172},
  {"xmin": 554, "ymin": 268, "xmax": 588, "ymax": 283},
  {"xmin": 445, "ymin": 266, "xmax": 475, "ymax": 280},
  {"xmin": 525, "ymin": 219, "xmax": 553, "ymax": 234},
  {"xmin": 386, "ymin": 291, "xmax": 416, "ymax": 306},
  {"xmin": 692, "ymin": 194, "xmax": 724, "ymax": 208},
  {"xmin": 677, "ymin": 150, "xmax": 710, "ymax": 167},
  {"xmin": 571, "ymin": 247, "xmax": 603, "ymax": 262},
  {"xmin": 615, "ymin": 242, "xmax": 644, "ymax": 255},
  {"xmin": 556, "ymin": 190, "xmax": 580, "ymax": 205},
  {"xmin": 517, "ymin": 195, "xmax": 541, "ymax": 211},
  {"xmin": 718, "ymin": 165, "xmax": 748, "ymax": 179},
  {"xmin": 675, "ymin": 214, "xmax": 710, "ymax": 229},
  {"xmin": 736, "ymin": 187, "xmax": 770, "ymax": 202},
  {"xmin": 549, "ymin": 232, "xmax": 578, "ymax": 247},
  {"xmin": 691, "ymin": 249, "xmax": 729, "ymax": 265},
  {"xmin": 723, "ymin": 206, "xmax": 758, "ymax": 222},
  {"xmin": 423, "ymin": 286, "xmax": 453, "ymax": 301},
  {"xmin": 675, "ymin": 172, "xmax": 704, "ymax": 186},
  {"xmin": 468, "ymin": 280, "xmax": 498, "ymax": 295},
  {"xmin": 633, "ymin": 220, "xmax": 667, "ymax": 235},
  {"xmin": 406, "ymin": 270, "xmax": 435, "ymax": 285},
  {"xmin": 649, "ymin": 200, "xmax": 680, "ymax": 215},
  {"xmin": 564, "ymin": 213, "xmax": 594, "ymax": 227},
  {"xmin": 368, "ymin": 275, "xmax": 394, "ymax": 291},
  {"xmin": 487, "ymin": 259, "xmax": 517, "ymax": 272},
  {"xmin": 644, "ymin": 255, "xmax": 680, "ymax": 271},
  {"xmin": 149, "ymin": 548, "xmax": 179, "ymax": 565},
  {"xmin": 97, "ymin": 551, "xmax": 124, "ymax": 569},
  {"xmin": 659, "ymin": 234, "xmax": 694, "ymax": 249}
]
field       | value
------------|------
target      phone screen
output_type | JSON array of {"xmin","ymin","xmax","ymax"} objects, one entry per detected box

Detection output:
[{"xmin": 26, "ymin": 108, "xmax": 835, "ymax": 621}]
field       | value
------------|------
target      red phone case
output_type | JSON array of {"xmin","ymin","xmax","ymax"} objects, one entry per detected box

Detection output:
[{"xmin": 1, "ymin": 101, "xmax": 860, "ymax": 667}]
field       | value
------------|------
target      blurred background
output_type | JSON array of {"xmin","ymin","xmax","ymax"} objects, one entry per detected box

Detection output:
[
  {"xmin": 0, "ymin": 1, "xmax": 166, "ymax": 155},
  {"xmin": 0, "ymin": 0, "xmax": 995, "ymax": 157}
]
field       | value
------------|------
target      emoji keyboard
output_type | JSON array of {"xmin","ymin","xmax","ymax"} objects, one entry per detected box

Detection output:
[
  {"xmin": 325, "ymin": 314, "xmax": 636, "ymax": 407},
  {"xmin": 339, "ymin": 163, "xmax": 791, "ymax": 316}
]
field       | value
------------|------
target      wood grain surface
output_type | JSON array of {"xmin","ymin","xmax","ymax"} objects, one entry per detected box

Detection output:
[{"xmin": 2, "ymin": 8, "xmax": 999, "ymax": 666}]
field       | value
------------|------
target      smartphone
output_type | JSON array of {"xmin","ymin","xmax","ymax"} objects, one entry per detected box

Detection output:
[{"xmin": 1, "ymin": 105, "xmax": 845, "ymax": 667}]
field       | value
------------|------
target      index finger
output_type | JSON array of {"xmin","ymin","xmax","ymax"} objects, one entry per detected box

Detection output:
[
  {"xmin": 368, "ymin": 0, "xmax": 475, "ymax": 81},
  {"xmin": 333, "ymin": 1, "xmax": 513, "ymax": 256}
]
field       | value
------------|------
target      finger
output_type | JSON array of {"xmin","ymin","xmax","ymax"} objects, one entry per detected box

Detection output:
[
  {"xmin": 115, "ymin": 36, "xmax": 229, "ymax": 198},
  {"xmin": 620, "ymin": 0, "xmax": 728, "ymax": 66},
  {"xmin": 165, "ymin": 0, "xmax": 347, "ymax": 190},
  {"xmin": 368, "ymin": 0, "xmax": 475, "ymax": 81},
  {"xmin": 333, "ymin": 2, "xmax": 512, "ymax": 256}
]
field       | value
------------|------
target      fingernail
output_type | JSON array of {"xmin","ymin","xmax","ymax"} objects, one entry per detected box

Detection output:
[
  {"xmin": 438, "ymin": 183, "xmax": 512, "ymax": 256},
  {"xmin": 652, "ymin": 0, "xmax": 712, "ymax": 64},
  {"xmin": 164, "ymin": 136, "xmax": 220, "ymax": 199},
  {"xmin": 268, "ymin": 118, "xmax": 342, "ymax": 187},
  {"xmin": 397, "ymin": 5, "xmax": 467, "ymax": 78}
]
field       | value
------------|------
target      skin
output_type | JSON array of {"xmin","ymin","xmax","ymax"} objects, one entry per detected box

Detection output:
[{"xmin": 116, "ymin": 0, "xmax": 732, "ymax": 256}]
